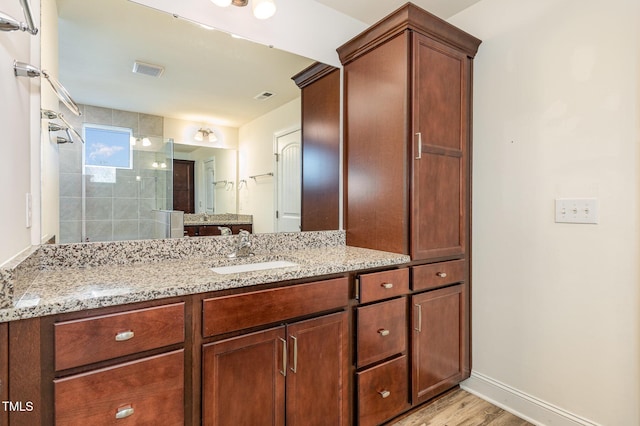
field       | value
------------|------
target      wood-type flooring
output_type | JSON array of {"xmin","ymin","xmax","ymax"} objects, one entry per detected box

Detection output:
[{"xmin": 390, "ymin": 388, "xmax": 534, "ymax": 426}]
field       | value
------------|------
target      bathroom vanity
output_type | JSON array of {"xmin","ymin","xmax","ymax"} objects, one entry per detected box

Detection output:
[
  {"xmin": 0, "ymin": 228, "xmax": 469, "ymax": 425},
  {"xmin": 183, "ymin": 214, "xmax": 254, "ymax": 237}
]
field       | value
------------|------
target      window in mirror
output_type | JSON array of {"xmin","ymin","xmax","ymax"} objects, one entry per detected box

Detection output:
[{"xmin": 83, "ymin": 124, "xmax": 134, "ymax": 184}]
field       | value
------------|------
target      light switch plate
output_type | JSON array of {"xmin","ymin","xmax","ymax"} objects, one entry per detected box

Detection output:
[{"xmin": 555, "ymin": 198, "xmax": 599, "ymax": 224}]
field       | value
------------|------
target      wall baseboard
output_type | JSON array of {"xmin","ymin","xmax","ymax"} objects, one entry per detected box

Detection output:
[{"xmin": 461, "ymin": 371, "xmax": 600, "ymax": 426}]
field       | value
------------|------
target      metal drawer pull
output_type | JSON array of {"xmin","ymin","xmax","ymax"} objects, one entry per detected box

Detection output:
[
  {"xmin": 378, "ymin": 329, "xmax": 390, "ymax": 337},
  {"xmin": 290, "ymin": 335, "xmax": 298, "ymax": 373},
  {"xmin": 279, "ymin": 337, "xmax": 287, "ymax": 377},
  {"xmin": 115, "ymin": 330, "xmax": 134, "ymax": 342},
  {"xmin": 415, "ymin": 132, "xmax": 422, "ymax": 159},
  {"xmin": 115, "ymin": 406, "xmax": 134, "ymax": 419},
  {"xmin": 436, "ymin": 272, "xmax": 447, "ymax": 278},
  {"xmin": 380, "ymin": 282, "xmax": 394, "ymax": 289},
  {"xmin": 415, "ymin": 304, "xmax": 422, "ymax": 332},
  {"xmin": 378, "ymin": 390, "xmax": 391, "ymax": 399}
]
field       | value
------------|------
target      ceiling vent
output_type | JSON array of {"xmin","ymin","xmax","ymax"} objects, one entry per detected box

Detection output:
[
  {"xmin": 132, "ymin": 60, "xmax": 165, "ymax": 78},
  {"xmin": 254, "ymin": 91, "xmax": 275, "ymax": 100}
]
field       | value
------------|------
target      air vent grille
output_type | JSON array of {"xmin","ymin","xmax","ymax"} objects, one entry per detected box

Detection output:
[
  {"xmin": 254, "ymin": 91, "xmax": 275, "ymax": 100},
  {"xmin": 132, "ymin": 61, "xmax": 165, "ymax": 78}
]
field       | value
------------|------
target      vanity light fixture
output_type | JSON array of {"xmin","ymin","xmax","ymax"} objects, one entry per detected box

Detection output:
[
  {"xmin": 252, "ymin": 0, "xmax": 276, "ymax": 19},
  {"xmin": 131, "ymin": 137, "xmax": 152, "ymax": 147},
  {"xmin": 195, "ymin": 128, "xmax": 218, "ymax": 143},
  {"xmin": 210, "ymin": 0, "xmax": 276, "ymax": 20}
]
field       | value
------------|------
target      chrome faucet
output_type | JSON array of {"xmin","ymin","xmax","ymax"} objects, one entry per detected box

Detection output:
[{"xmin": 228, "ymin": 230, "xmax": 253, "ymax": 258}]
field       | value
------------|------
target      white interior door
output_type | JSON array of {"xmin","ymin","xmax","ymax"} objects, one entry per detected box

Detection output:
[
  {"xmin": 275, "ymin": 130, "xmax": 301, "ymax": 232},
  {"xmin": 204, "ymin": 159, "xmax": 215, "ymax": 214}
]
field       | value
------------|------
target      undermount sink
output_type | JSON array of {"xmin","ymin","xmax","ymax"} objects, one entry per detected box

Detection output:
[{"xmin": 210, "ymin": 259, "xmax": 298, "ymax": 274}]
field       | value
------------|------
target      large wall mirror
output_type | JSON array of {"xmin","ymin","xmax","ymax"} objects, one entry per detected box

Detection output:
[{"xmin": 40, "ymin": 0, "xmax": 339, "ymax": 244}]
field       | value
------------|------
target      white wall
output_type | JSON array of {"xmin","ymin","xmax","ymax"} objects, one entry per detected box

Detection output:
[
  {"xmin": 0, "ymin": 1, "xmax": 40, "ymax": 265},
  {"xmin": 450, "ymin": 0, "xmax": 640, "ymax": 424},
  {"xmin": 165, "ymin": 117, "xmax": 239, "ymax": 214},
  {"xmin": 238, "ymin": 98, "xmax": 300, "ymax": 233},
  {"xmin": 179, "ymin": 147, "xmax": 237, "ymax": 215},
  {"xmin": 40, "ymin": 0, "xmax": 60, "ymax": 243}
]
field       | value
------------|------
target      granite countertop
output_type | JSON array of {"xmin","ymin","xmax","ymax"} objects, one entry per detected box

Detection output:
[
  {"xmin": 183, "ymin": 219, "xmax": 253, "ymax": 226},
  {"xmin": 183, "ymin": 213, "xmax": 253, "ymax": 226},
  {"xmin": 0, "ymin": 244, "xmax": 409, "ymax": 323}
]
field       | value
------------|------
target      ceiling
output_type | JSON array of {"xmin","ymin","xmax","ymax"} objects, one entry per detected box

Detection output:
[
  {"xmin": 314, "ymin": 0, "xmax": 483, "ymax": 25},
  {"xmin": 55, "ymin": 0, "xmax": 482, "ymax": 130}
]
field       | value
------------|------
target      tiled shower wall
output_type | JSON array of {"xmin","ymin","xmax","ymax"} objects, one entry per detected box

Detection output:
[{"xmin": 58, "ymin": 104, "xmax": 172, "ymax": 243}]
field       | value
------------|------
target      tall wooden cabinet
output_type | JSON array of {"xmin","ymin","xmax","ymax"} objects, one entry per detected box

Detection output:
[
  {"xmin": 339, "ymin": 2, "xmax": 481, "ymax": 419},
  {"xmin": 338, "ymin": 4, "xmax": 480, "ymax": 261},
  {"xmin": 292, "ymin": 63, "xmax": 341, "ymax": 232}
]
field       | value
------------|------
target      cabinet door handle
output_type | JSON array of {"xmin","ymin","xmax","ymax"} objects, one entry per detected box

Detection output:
[
  {"xmin": 414, "ymin": 304, "xmax": 422, "ymax": 332},
  {"xmin": 378, "ymin": 390, "xmax": 391, "ymax": 399},
  {"xmin": 114, "ymin": 330, "xmax": 134, "ymax": 342},
  {"xmin": 380, "ymin": 282, "xmax": 393, "ymax": 289},
  {"xmin": 115, "ymin": 406, "xmax": 134, "ymax": 419},
  {"xmin": 279, "ymin": 337, "xmax": 287, "ymax": 377},
  {"xmin": 415, "ymin": 132, "xmax": 422, "ymax": 159},
  {"xmin": 290, "ymin": 335, "xmax": 298, "ymax": 373},
  {"xmin": 436, "ymin": 272, "xmax": 447, "ymax": 278},
  {"xmin": 378, "ymin": 329, "xmax": 390, "ymax": 337}
]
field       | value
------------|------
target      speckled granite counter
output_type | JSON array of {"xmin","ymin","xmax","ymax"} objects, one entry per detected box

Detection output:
[
  {"xmin": 183, "ymin": 213, "xmax": 253, "ymax": 227},
  {"xmin": 0, "ymin": 231, "xmax": 409, "ymax": 323}
]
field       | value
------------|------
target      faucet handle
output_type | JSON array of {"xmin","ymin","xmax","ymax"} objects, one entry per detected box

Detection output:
[{"xmin": 218, "ymin": 226, "xmax": 232, "ymax": 236}]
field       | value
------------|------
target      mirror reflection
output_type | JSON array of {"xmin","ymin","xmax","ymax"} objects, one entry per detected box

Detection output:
[{"xmin": 42, "ymin": 0, "xmax": 321, "ymax": 243}]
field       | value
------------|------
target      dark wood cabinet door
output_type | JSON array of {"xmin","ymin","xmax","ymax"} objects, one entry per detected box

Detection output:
[
  {"xmin": 411, "ymin": 284, "xmax": 468, "ymax": 404},
  {"xmin": 173, "ymin": 159, "xmax": 195, "ymax": 213},
  {"xmin": 198, "ymin": 225, "xmax": 222, "ymax": 236},
  {"xmin": 411, "ymin": 33, "xmax": 470, "ymax": 260},
  {"xmin": 285, "ymin": 311, "xmax": 349, "ymax": 426},
  {"xmin": 184, "ymin": 225, "xmax": 198, "ymax": 236},
  {"xmin": 344, "ymin": 33, "xmax": 410, "ymax": 255},
  {"xmin": 297, "ymin": 66, "xmax": 341, "ymax": 232},
  {"xmin": 230, "ymin": 224, "xmax": 252, "ymax": 234},
  {"xmin": 202, "ymin": 327, "xmax": 286, "ymax": 426}
]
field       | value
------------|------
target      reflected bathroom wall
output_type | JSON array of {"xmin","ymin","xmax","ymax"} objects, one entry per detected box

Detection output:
[{"xmin": 58, "ymin": 103, "xmax": 173, "ymax": 243}]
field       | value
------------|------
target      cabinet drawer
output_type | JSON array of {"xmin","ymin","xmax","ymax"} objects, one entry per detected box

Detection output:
[
  {"xmin": 54, "ymin": 350, "xmax": 184, "ymax": 426},
  {"xmin": 54, "ymin": 302, "xmax": 185, "ymax": 371},
  {"xmin": 356, "ymin": 355, "xmax": 409, "ymax": 426},
  {"xmin": 412, "ymin": 260, "xmax": 465, "ymax": 291},
  {"xmin": 356, "ymin": 297, "xmax": 406, "ymax": 368},
  {"xmin": 203, "ymin": 277, "xmax": 349, "ymax": 337},
  {"xmin": 359, "ymin": 268, "xmax": 409, "ymax": 303}
]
